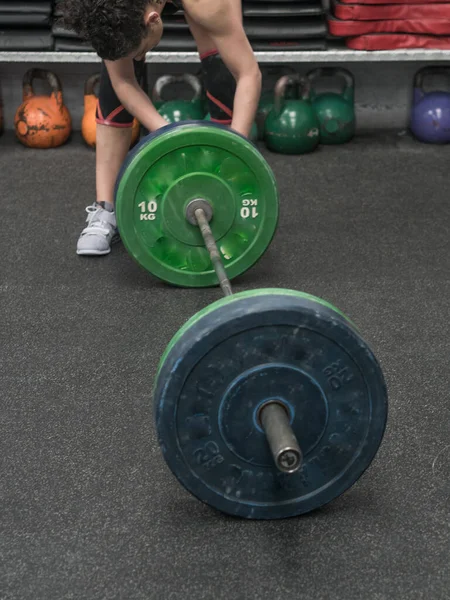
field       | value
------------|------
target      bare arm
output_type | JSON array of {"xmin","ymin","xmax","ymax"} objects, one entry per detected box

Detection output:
[
  {"xmin": 185, "ymin": 0, "xmax": 261, "ymax": 137},
  {"xmin": 105, "ymin": 59, "xmax": 167, "ymax": 132}
]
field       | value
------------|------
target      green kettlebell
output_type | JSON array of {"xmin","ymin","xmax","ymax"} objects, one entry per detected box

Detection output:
[
  {"xmin": 256, "ymin": 67, "xmax": 299, "ymax": 140},
  {"xmin": 256, "ymin": 91, "xmax": 277, "ymax": 140},
  {"xmin": 307, "ymin": 68, "xmax": 356, "ymax": 145},
  {"xmin": 204, "ymin": 113, "xmax": 258, "ymax": 142},
  {"xmin": 264, "ymin": 75, "xmax": 320, "ymax": 155},
  {"xmin": 152, "ymin": 74, "xmax": 205, "ymax": 122},
  {"xmin": 256, "ymin": 84, "xmax": 298, "ymax": 140}
]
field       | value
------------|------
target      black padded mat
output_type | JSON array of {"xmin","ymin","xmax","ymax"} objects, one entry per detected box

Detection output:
[
  {"xmin": 0, "ymin": 13, "xmax": 50, "ymax": 26},
  {"xmin": 54, "ymin": 38, "xmax": 94, "ymax": 51},
  {"xmin": 0, "ymin": 28, "xmax": 52, "ymax": 48},
  {"xmin": 156, "ymin": 32, "xmax": 328, "ymax": 50},
  {"xmin": 243, "ymin": 2, "xmax": 324, "ymax": 16},
  {"xmin": 245, "ymin": 17, "xmax": 327, "ymax": 38},
  {"xmin": 252, "ymin": 38, "xmax": 328, "ymax": 49},
  {"xmin": 0, "ymin": 1, "xmax": 51, "ymax": 13},
  {"xmin": 51, "ymin": 24, "xmax": 80, "ymax": 39},
  {"xmin": 155, "ymin": 33, "xmax": 197, "ymax": 50},
  {"xmin": 161, "ymin": 17, "xmax": 189, "ymax": 31},
  {"xmin": 163, "ymin": 16, "xmax": 327, "ymax": 37}
]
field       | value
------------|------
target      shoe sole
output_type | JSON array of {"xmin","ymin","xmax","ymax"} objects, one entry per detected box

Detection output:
[
  {"xmin": 77, "ymin": 248, "xmax": 112, "ymax": 256},
  {"xmin": 76, "ymin": 233, "xmax": 120, "ymax": 257}
]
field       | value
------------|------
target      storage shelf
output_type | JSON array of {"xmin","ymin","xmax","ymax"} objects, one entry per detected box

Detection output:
[{"xmin": 0, "ymin": 49, "xmax": 450, "ymax": 64}]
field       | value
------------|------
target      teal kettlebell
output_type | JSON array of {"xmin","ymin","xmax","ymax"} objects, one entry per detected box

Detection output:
[
  {"xmin": 152, "ymin": 74, "xmax": 205, "ymax": 122},
  {"xmin": 307, "ymin": 68, "xmax": 356, "ymax": 145},
  {"xmin": 256, "ymin": 86, "xmax": 298, "ymax": 141},
  {"xmin": 264, "ymin": 75, "xmax": 320, "ymax": 154}
]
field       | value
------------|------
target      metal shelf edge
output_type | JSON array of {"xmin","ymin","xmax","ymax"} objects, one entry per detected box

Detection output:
[{"xmin": 0, "ymin": 49, "xmax": 450, "ymax": 63}]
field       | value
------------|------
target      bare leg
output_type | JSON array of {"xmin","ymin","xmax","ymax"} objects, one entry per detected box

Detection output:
[
  {"xmin": 96, "ymin": 124, "xmax": 133, "ymax": 204},
  {"xmin": 77, "ymin": 124, "xmax": 133, "ymax": 255}
]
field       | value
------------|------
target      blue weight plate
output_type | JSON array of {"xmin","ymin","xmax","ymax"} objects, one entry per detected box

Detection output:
[{"xmin": 154, "ymin": 289, "xmax": 388, "ymax": 519}]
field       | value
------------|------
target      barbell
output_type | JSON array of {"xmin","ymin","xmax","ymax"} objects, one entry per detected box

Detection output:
[{"xmin": 115, "ymin": 122, "xmax": 388, "ymax": 519}]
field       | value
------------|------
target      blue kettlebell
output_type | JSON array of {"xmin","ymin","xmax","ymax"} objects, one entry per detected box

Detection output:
[{"xmin": 410, "ymin": 67, "xmax": 450, "ymax": 144}]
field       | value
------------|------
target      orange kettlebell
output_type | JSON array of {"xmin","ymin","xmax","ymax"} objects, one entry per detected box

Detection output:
[
  {"xmin": 15, "ymin": 69, "xmax": 72, "ymax": 148},
  {"xmin": 82, "ymin": 73, "xmax": 140, "ymax": 148}
]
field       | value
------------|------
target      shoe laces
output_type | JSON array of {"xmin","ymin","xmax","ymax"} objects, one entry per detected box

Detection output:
[{"xmin": 82, "ymin": 204, "xmax": 115, "ymax": 235}]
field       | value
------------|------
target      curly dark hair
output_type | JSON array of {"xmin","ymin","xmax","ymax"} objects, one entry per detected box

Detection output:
[{"xmin": 60, "ymin": 0, "xmax": 153, "ymax": 60}]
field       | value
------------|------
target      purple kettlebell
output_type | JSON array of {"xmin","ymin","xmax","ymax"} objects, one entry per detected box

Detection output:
[{"xmin": 410, "ymin": 67, "xmax": 450, "ymax": 144}]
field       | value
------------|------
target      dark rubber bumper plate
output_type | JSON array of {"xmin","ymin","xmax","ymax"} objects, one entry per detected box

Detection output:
[
  {"xmin": 154, "ymin": 289, "xmax": 388, "ymax": 519},
  {"xmin": 115, "ymin": 122, "xmax": 279, "ymax": 287}
]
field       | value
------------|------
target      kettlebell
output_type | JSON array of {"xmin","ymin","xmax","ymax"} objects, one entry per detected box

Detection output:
[
  {"xmin": 264, "ymin": 75, "xmax": 320, "ymax": 155},
  {"xmin": 152, "ymin": 74, "xmax": 205, "ymax": 123},
  {"xmin": 15, "ymin": 69, "xmax": 72, "ymax": 149},
  {"xmin": 82, "ymin": 74, "xmax": 140, "ymax": 149},
  {"xmin": 256, "ymin": 91, "xmax": 276, "ymax": 140},
  {"xmin": 204, "ymin": 113, "xmax": 258, "ymax": 142},
  {"xmin": 410, "ymin": 67, "xmax": 450, "ymax": 144},
  {"xmin": 307, "ymin": 68, "xmax": 356, "ymax": 145},
  {"xmin": 256, "ymin": 68, "xmax": 299, "ymax": 140}
]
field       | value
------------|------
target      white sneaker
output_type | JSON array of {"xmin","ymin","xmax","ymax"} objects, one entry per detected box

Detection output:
[{"xmin": 77, "ymin": 203, "xmax": 120, "ymax": 256}]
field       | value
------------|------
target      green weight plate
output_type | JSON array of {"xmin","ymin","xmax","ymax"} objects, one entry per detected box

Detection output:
[{"xmin": 115, "ymin": 122, "xmax": 279, "ymax": 288}]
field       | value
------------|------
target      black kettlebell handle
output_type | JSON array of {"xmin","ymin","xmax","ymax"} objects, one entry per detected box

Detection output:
[
  {"xmin": 307, "ymin": 68, "xmax": 354, "ymax": 101},
  {"xmin": 22, "ymin": 68, "xmax": 63, "ymax": 101},
  {"xmin": 84, "ymin": 73, "xmax": 100, "ymax": 97},
  {"xmin": 152, "ymin": 73, "xmax": 202, "ymax": 103},
  {"xmin": 274, "ymin": 75, "xmax": 310, "ymax": 114},
  {"xmin": 414, "ymin": 67, "xmax": 450, "ymax": 92},
  {"xmin": 307, "ymin": 68, "xmax": 354, "ymax": 88}
]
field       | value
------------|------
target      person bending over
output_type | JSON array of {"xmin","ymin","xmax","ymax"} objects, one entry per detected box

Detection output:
[{"xmin": 61, "ymin": 0, "xmax": 262, "ymax": 256}]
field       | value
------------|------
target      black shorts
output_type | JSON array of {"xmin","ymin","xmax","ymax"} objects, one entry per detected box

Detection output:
[
  {"xmin": 95, "ymin": 60, "xmax": 145, "ymax": 127},
  {"xmin": 95, "ymin": 52, "xmax": 236, "ymax": 128}
]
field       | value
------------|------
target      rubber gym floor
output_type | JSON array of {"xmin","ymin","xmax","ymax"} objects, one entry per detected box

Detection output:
[{"xmin": 1, "ymin": 130, "xmax": 449, "ymax": 600}]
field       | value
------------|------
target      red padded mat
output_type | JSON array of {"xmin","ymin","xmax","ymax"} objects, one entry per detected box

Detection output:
[
  {"xmin": 334, "ymin": 1, "xmax": 450, "ymax": 19},
  {"xmin": 329, "ymin": 15, "xmax": 450, "ymax": 35},
  {"xmin": 346, "ymin": 33, "xmax": 450, "ymax": 49}
]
